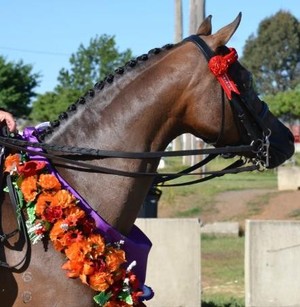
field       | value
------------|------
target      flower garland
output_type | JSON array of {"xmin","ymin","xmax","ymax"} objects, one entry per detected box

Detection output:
[{"xmin": 4, "ymin": 153, "xmax": 144, "ymax": 306}]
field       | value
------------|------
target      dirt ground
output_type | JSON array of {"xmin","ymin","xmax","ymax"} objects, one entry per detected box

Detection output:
[
  {"xmin": 158, "ymin": 188, "xmax": 300, "ymax": 300},
  {"xmin": 208, "ymin": 189, "xmax": 300, "ymax": 226},
  {"xmin": 159, "ymin": 188, "xmax": 300, "ymax": 227}
]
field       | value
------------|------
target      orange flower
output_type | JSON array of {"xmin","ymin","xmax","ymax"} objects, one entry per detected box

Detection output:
[
  {"xmin": 65, "ymin": 240, "xmax": 91, "ymax": 262},
  {"xmin": 59, "ymin": 230, "xmax": 84, "ymax": 247},
  {"xmin": 52, "ymin": 239, "xmax": 64, "ymax": 252},
  {"xmin": 87, "ymin": 234, "xmax": 106, "ymax": 257},
  {"xmin": 62, "ymin": 259, "xmax": 84, "ymax": 278},
  {"xmin": 20, "ymin": 175, "xmax": 38, "ymax": 202},
  {"xmin": 49, "ymin": 219, "xmax": 67, "ymax": 247},
  {"xmin": 54, "ymin": 189, "xmax": 76, "ymax": 208},
  {"xmin": 89, "ymin": 271, "xmax": 114, "ymax": 292},
  {"xmin": 35, "ymin": 192, "xmax": 57, "ymax": 217},
  {"xmin": 38, "ymin": 174, "xmax": 61, "ymax": 191},
  {"xmin": 64, "ymin": 207, "xmax": 86, "ymax": 226},
  {"xmin": 82, "ymin": 261, "xmax": 95, "ymax": 276},
  {"xmin": 4, "ymin": 154, "xmax": 20, "ymax": 173},
  {"xmin": 106, "ymin": 249, "xmax": 126, "ymax": 272}
]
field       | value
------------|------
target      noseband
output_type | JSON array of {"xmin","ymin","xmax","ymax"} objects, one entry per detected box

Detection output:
[{"xmin": 184, "ymin": 35, "xmax": 271, "ymax": 167}]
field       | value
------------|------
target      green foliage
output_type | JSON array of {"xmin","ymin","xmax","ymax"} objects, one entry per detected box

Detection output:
[
  {"xmin": 29, "ymin": 89, "xmax": 80, "ymax": 123},
  {"xmin": 57, "ymin": 34, "xmax": 132, "ymax": 93},
  {"xmin": 93, "ymin": 291, "xmax": 111, "ymax": 305},
  {"xmin": 241, "ymin": 10, "xmax": 300, "ymax": 96},
  {"xmin": 0, "ymin": 56, "xmax": 40, "ymax": 117},
  {"xmin": 202, "ymin": 297, "xmax": 244, "ymax": 307},
  {"xmin": 265, "ymin": 87, "xmax": 300, "ymax": 121},
  {"xmin": 30, "ymin": 34, "xmax": 132, "ymax": 123}
]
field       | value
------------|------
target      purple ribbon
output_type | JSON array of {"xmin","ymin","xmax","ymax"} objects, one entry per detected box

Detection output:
[{"xmin": 22, "ymin": 127, "xmax": 153, "ymax": 300}]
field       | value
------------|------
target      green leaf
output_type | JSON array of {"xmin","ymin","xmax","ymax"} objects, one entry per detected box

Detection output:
[
  {"xmin": 26, "ymin": 205, "xmax": 36, "ymax": 224},
  {"xmin": 93, "ymin": 291, "xmax": 112, "ymax": 306},
  {"xmin": 17, "ymin": 188, "xmax": 24, "ymax": 206},
  {"xmin": 119, "ymin": 290, "xmax": 133, "ymax": 304}
]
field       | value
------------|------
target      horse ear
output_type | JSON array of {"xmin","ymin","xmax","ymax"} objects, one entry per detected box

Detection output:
[
  {"xmin": 212, "ymin": 12, "xmax": 242, "ymax": 46},
  {"xmin": 196, "ymin": 15, "xmax": 212, "ymax": 35}
]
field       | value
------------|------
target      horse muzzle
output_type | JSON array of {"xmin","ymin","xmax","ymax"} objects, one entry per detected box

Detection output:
[{"xmin": 266, "ymin": 117, "xmax": 295, "ymax": 169}]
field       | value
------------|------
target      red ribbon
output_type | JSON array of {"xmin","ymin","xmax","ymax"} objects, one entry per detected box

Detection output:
[{"xmin": 208, "ymin": 48, "xmax": 240, "ymax": 100}]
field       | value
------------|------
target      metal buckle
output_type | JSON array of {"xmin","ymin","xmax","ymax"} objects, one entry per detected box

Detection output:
[{"xmin": 250, "ymin": 129, "xmax": 271, "ymax": 169}]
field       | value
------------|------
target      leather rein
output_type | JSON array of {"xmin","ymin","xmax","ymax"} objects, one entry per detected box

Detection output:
[
  {"xmin": 0, "ymin": 36, "xmax": 271, "ymax": 186},
  {"xmin": 0, "ymin": 35, "xmax": 271, "ymax": 269}
]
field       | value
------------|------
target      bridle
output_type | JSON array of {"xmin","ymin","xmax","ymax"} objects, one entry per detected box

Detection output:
[
  {"xmin": 184, "ymin": 34, "xmax": 272, "ymax": 167},
  {"xmin": 0, "ymin": 35, "xmax": 272, "ymax": 269},
  {"xmin": 0, "ymin": 36, "xmax": 272, "ymax": 185}
]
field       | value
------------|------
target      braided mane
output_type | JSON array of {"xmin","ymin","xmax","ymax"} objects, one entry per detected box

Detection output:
[{"xmin": 38, "ymin": 43, "xmax": 175, "ymax": 140}]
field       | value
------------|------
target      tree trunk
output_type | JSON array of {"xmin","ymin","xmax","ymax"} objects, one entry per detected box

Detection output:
[
  {"xmin": 173, "ymin": 0, "xmax": 183, "ymax": 151},
  {"xmin": 183, "ymin": 0, "xmax": 205, "ymax": 166}
]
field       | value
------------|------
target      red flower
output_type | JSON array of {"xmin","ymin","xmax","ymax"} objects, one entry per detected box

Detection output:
[
  {"xmin": 17, "ymin": 160, "xmax": 46, "ymax": 177},
  {"xmin": 81, "ymin": 217, "xmax": 96, "ymax": 235},
  {"xmin": 43, "ymin": 206, "xmax": 63, "ymax": 223},
  {"xmin": 128, "ymin": 272, "xmax": 140, "ymax": 290}
]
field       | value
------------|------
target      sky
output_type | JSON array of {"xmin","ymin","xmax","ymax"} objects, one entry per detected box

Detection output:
[{"xmin": 0, "ymin": 0, "xmax": 299, "ymax": 94}]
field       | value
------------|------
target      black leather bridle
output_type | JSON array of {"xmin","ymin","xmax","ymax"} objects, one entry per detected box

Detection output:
[
  {"xmin": 0, "ymin": 33, "xmax": 273, "ymax": 187},
  {"xmin": 0, "ymin": 35, "xmax": 272, "ymax": 269},
  {"xmin": 184, "ymin": 35, "xmax": 271, "ymax": 167}
]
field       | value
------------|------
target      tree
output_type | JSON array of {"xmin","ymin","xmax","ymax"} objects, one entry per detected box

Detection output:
[
  {"xmin": 56, "ymin": 34, "xmax": 132, "ymax": 93},
  {"xmin": 241, "ymin": 10, "xmax": 300, "ymax": 96},
  {"xmin": 30, "ymin": 34, "xmax": 133, "ymax": 123},
  {"xmin": 0, "ymin": 56, "xmax": 40, "ymax": 117},
  {"xmin": 29, "ymin": 88, "xmax": 79, "ymax": 123},
  {"xmin": 265, "ymin": 87, "xmax": 300, "ymax": 122}
]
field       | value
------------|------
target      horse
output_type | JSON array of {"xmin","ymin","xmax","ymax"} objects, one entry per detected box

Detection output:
[{"xmin": 0, "ymin": 13, "xmax": 294, "ymax": 307}]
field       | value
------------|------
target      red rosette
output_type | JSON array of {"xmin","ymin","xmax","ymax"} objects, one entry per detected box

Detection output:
[{"xmin": 208, "ymin": 55, "xmax": 229, "ymax": 76}]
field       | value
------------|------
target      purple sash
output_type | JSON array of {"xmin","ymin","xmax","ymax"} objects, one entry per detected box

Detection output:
[{"xmin": 23, "ymin": 127, "xmax": 153, "ymax": 300}]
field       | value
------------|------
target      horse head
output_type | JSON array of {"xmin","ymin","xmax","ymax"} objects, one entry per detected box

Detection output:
[{"xmin": 181, "ymin": 13, "xmax": 294, "ymax": 168}]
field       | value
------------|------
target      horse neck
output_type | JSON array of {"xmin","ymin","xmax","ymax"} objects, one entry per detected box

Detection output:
[{"xmin": 45, "ymin": 44, "xmax": 201, "ymax": 235}]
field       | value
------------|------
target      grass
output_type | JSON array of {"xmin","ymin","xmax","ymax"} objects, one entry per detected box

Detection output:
[
  {"xmin": 157, "ymin": 153, "xmax": 299, "ymax": 306},
  {"xmin": 201, "ymin": 235, "xmax": 245, "ymax": 306},
  {"xmin": 288, "ymin": 209, "xmax": 300, "ymax": 219},
  {"xmin": 158, "ymin": 155, "xmax": 277, "ymax": 218},
  {"xmin": 245, "ymin": 192, "xmax": 273, "ymax": 215}
]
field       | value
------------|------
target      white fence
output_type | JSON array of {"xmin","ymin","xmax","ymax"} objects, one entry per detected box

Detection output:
[
  {"xmin": 245, "ymin": 220, "xmax": 300, "ymax": 307},
  {"xmin": 135, "ymin": 219, "xmax": 300, "ymax": 307},
  {"xmin": 278, "ymin": 166, "xmax": 300, "ymax": 190},
  {"xmin": 135, "ymin": 218, "xmax": 201, "ymax": 307}
]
